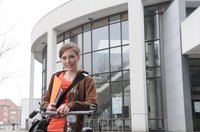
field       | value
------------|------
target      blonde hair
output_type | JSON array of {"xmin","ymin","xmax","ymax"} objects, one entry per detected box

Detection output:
[{"xmin": 59, "ymin": 42, "xmax": 80, "ymax": 58}]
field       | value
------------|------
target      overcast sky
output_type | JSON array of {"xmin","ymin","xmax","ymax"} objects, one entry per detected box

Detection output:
[{"xmin": 0, "ymin": 0, "xmax": 69, "ymax": 106}]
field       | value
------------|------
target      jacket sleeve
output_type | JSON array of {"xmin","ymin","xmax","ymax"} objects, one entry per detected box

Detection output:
[
  {"xmin": 42, "ymin": 74, "xmax": 55, "ymax": 108},
  {"xmin": 67, "ymin": 76, "xmax": 98, "ymax": 112}
]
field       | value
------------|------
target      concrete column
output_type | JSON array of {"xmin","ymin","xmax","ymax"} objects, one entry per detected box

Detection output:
[
  {"xmin": 29, "ymin": 52, "xmax": 35, "ymax": 114},
  {"xmin": 162, "ymin": 0, "xmax": 193, "ymax": 131},
  {"xmin": 128, "ymin": 0, "xmax": 148, "ymax": 131},
  {"xmin": 46, "ymin": 29, "xmax": 57, "ymax": 84}
]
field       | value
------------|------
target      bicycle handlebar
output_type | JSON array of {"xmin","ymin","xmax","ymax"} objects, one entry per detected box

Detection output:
[
  {"xmin": 29, "ymin": 109, "xmax": 40, "ymax": 118},
  {"xmin": 45, "ymin": 110, "xmax": 94, "ymax": 116},
  {"xmin": 29, "ymin": 103, "xmax": 96, "ymax": 119}
]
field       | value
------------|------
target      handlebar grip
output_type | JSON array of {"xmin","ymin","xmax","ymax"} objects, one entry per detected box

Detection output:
[
  {"xmin": 29, "ymin": 110, "xmax": 39, "ymax": 118},
  {"xmin": 45, "ymin": 110, "xmax": 58, "ymax": 115}
]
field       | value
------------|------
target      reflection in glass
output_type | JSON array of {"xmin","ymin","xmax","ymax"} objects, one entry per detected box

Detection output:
[
  {"xmin": 56, "ymin": 42, "xmax": 63, "ymax": 62},
  {"xmin": 145, "ymin": 40, "xmax": 160, "ymax": 67},
  {"xmin": 146, "ymin": 67, "xmax": 161, "ymax": 78},
  {"xmin": 71, "ymin": 34, "xmax": 82, "ymax": 53},
  {"xmin": 83, "ymin": 31, "xmax": 91, "ymax": 53},
  {"xmin": 93, "ymin": 73, "xmax": 110, "ymax": 83},
  {"xmin": 122, "ymin": 21, "xmax": 129, "ymax": 45},
  {"xmin": 122, "ymin": 46, "xmax": 129, "ymax": 69},
  {"xmin": 109, "ymin": 14, "xmax": 120, "ymax": 24},
  {"xmin": 123, "ymin": 70, "xmax": 130, "ymax": 81},
  {"xmin": 56, "ymin": 62, "xmax": 63, "ymax": 71},
  {"xmin": 111, "ymin": 81, "xmax": 122, "ymax": 97},
  {"xmin": 93, "ymin": 50, "xmax": 109, "ymax": 74},
  {"xmin": 83, "ymin": 53, "xmax": 91, "ymax": 74},
  {"xmin": 83, "ymin": 23, "xmax": 91, "ymax": 32},
  {"xmin": 78, "ymin": 55, "xmax": 82, "ymax": 70},
  {"xmin": 110, "ymin": 23, "xmax": 121, "ymax": 47},
  {"xmin": 111, "ymin": 71, "xmax": 122, "ymax": 81},
  {"xmin": 96, "ymin": 82, "xmax": 111, "ymax": 119},
  {"xmin": 110, "ymin": 47, "xmax": 121, "ymax": 72},
  {"xmin": 111, "ymin": 81, "xmax": 123, "ymax": 117},
  {"xmin": 92, "ymin": 26, "xmax": 108, "ymax": 51}
]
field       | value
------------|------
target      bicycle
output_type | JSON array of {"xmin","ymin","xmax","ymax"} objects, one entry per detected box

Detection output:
[{"xmin": 29, "ymin": 104, "xmax": 96, "ymax": 132}]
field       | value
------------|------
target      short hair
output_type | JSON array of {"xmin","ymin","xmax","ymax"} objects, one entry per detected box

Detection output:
[{"xmin": 59, "ymin": 42, "xmax": 80, "ymax": 58}]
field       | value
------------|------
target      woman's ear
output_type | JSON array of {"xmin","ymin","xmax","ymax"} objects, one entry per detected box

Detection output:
[{"xmin": 77, "ymin": 55, "xmax": 80, "ymax": 61}]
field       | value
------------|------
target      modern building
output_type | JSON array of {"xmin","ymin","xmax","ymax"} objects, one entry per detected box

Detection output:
[
  {"xmin": 30, "ymin": 0, "xmax": 200, "ymax": 131},
  {"xmin": 20, "ymin": 98, "xmax": 41, "ymax": 129}
]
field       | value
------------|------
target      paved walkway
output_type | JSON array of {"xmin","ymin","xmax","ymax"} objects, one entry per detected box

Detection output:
[{"xmin": 0, "ymin": 130, "xmax": 28, "ymax": 132}]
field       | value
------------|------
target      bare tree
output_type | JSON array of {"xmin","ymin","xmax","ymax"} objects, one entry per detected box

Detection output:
[
  {"xmin": 0, "ymin": 39, "xmax": 18, "ymax": 83},
  {"xmin": 0, "ymin": 25, "xmax": 18, "ymax": 83}
]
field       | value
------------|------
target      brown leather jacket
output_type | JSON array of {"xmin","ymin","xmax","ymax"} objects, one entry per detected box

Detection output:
[{"xmin": 42, "ymin": 70, "xmax": 98, "ymax": 132}]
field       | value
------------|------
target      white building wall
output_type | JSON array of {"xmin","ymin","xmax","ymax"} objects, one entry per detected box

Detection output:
[
  {"xmin": 181, "ymin": 7, "xmax": 200, "ymax": 54},
  {"xmin": 129, "ymin": 0, "xmax": 148, "ymax": 131},
  {"xmin": 162, "ymin": 0, "xmax": 192, "ymax": 131}
]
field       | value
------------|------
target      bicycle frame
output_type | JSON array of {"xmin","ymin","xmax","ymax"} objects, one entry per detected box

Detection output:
[{"xmin": 29, "ymin": 104, "xmax": 96, "ymax": 132}]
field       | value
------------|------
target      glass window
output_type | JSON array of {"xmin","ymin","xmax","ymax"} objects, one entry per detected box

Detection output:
[
  {"xmin": 42, "ymin": 56, "xmax": 46, "ymax": 71},
  {"xmin": 110, "ymin": 14, "xmax": 120, "ymax": 24},
  {"xmin": 146, "ymin": 67, "xmax": 161, "ymax": 78},
  {"xmin": 110, "ymin": 47, "xmax": 121, "ymax": 72},
  {"xmin": 56, "ymin": 42, "xmax": 63, "ymax": 62},
  {"xmin": 83, "ymin": 31, "xmax": 91, "ymax": 53},
  {"xmin": 83, "ymin": 53, "xmax": 91, "ymax": 74},
  {"xmin": 93, "ymin": 50, "xmax": 109, "ymax": 74},
  {"xmin": 122, "ymin": 45, "xmax": 129, "ymax": 69},
  {"xmin": 194, "ymin": 101, "xmax": 200, "ymax": 113},
  {"xmin": 96, "ymin": 82, "xmax": 111, "ymax": 118},
  {"xmin": 93, "ymin": 72, "xmax": 110, "ymax": 83},
  {"xmin": 70, "ymin": 26, "xmax": 82, "ymax": 37},
  {"xmin": 92, "ymin": 17, "xmax": 108, "ymax": 29},
  {"xmin": 123, "ymin": 80, "xmax": 130, "ymax": 118},
  {"xmin": 56, "ymin": 62, "xmax": 63, "ymax": 71},
  {"xmin": 110, "ymin": 23, "xmax": 121, "ymax": 47},
  {"xmin": 145, "ymin": 40, "xmax": 160, "ymax": 67},
  {"xmin": 71, "ymin": 34, "xmax": 82, "ymax": 53},
  {"xmin": 121, "ymin": 12, "xmax": 128, "ymax": 21},
  {"xmin": 83, "ymin": 23, "xmax": 91, "ymax": 32},
  {"xmin": 92, "ymin": 26, "xmax": 109, "ymax": 51},
  {"xmin": 64, "ymin": 38, "xmax": 70, "ymax": 43},
  {"xmin": 64, "ymin": 32, "xmax": 69, "ymax": 40},
  {"xmin": 42, "ymin": 72, "xmax": 46, "ymax": 88},
  {"xmin": 111, "ymin": 81, "xmax": 123, "ymax": 114},
  {"xmin": 144, "ymin": 14, "xmax": 160, "ymax": 40},
  {"xmin": 123, "ymin": 70, "xmax": 130, "ymax": 81},
  {"xmin": 122, "ymin": 21, "xmax": 129, "ymax": 45},
  {"xmin": 57, "ymin": 34, "xmax": 64, "ymax": 43},
  {"xmin": 78, "ymin": 55, "xmax": 82, "ymax": 70},
  {"xmin": 111, "ymin": 71, "xmax": 122, "ymax": 81}
]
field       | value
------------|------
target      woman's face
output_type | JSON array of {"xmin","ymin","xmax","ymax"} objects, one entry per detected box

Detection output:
[{"xmin": 60, "ymin": 49, "xmax": 80, "ymax": 71}]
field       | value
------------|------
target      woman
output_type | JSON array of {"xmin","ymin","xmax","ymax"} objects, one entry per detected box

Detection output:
[{"xmin": 42, "ymin": 42, "xmax": 98, "ymax": 132}]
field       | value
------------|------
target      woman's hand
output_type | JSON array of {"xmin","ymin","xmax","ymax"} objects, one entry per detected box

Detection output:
[
  {"xmin": 46, "ymin": 104, "xmax": 56, "ymax": 111},
  {"xmin": 57, "ymin": 103, "xmax": 70, "ymax": 115}
]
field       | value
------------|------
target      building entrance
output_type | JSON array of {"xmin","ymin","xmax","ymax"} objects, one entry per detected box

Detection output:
[{"xmin": 189, "ymin": 58, "xmax": 200, "ymax": 131}]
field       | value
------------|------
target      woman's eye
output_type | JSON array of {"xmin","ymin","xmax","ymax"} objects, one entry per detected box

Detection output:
[
  {"xmin": 61, "ymin": 57, "xmax": 67, "ymax": 60},
  {"xmin": 69, "ymin": 55, "xmax": 75, "ymax": 58}
]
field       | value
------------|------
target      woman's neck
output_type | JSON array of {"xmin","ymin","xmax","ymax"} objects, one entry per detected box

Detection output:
[{"xmin": 64, "ymin": 70, "xmax": 78, "ymax": 81}]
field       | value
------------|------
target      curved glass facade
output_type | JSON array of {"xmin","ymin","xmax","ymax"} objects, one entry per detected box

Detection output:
[{"xmin": 56, "ymin": 12, "xmax": 131, "ymax": 131}]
